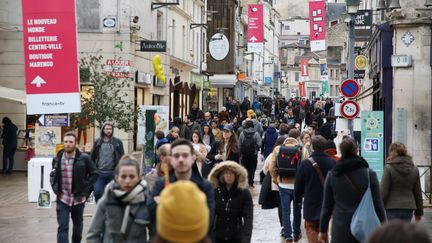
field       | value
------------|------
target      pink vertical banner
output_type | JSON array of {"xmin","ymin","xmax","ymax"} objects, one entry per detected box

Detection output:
[
  {"xmin": 247, "ymin": 4, "xmax": 264, "ymax": 53},
  {"xmin": 309, "ymin": 1, "xmax": 326, "ymax": 51}
]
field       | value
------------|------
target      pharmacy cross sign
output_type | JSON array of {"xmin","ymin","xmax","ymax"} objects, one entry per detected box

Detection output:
[{"xmin": 22, "ymin": 0, "xmax": 81, "ymax": 115}]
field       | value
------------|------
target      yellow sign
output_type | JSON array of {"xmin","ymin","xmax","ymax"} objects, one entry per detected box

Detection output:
[{"xmin": 355, "ymin": 55, "xmax": 367, "ymax": 70}]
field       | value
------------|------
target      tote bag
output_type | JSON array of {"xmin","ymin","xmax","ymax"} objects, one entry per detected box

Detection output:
[{"xmin": 350, "ymin": 169, "xmax": 381, "ymax": 243}]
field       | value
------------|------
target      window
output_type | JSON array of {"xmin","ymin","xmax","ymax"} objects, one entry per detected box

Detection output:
[
  {"xmin": 182, "ymin": 25, "xmax": 186, "ymax": 59},
  {"xmin": 330, "ymin": 69, "xmax": 334, "ymax": 79},
  {"xmin": 335, "ymin": 70, "xmax": 339, "ymax": 79},
  {"xmin": 157, "ymin": 12, "xmax": 163, "ymax": 40},
  {"xmin": 294, "ymin": 72, "xmax": 299, "ymax": 82},
  {"xmin": 284, "ymin": 25, "xmax": 290, "ymax": 30}
]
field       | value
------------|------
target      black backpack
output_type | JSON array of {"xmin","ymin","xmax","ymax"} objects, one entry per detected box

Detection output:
[
  {"xmin": 276, "ymin": 145, "xmax": 301, "ymax": 177},
  {"xmin": 240, "ymin": 132, "xmax": 256, "ymax": 155}
]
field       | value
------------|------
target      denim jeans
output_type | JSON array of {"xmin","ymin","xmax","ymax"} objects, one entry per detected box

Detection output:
[
  {"xmin": 93, "ymin": 171, "xmax": 114, "ymax": 201},
  {"xmin": 386, "ymin": 209, "xmax": 414, "ymax": 222},
  {"xmin": 56, "ymin": 201, "xmax": 85, "ymax": 243},
  {"xmin": 279, "ymin": 187, "xmax": 302, "ymax": 240}
]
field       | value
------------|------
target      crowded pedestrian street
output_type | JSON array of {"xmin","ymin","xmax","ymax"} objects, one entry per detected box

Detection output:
[{"xmin": 1, "ymin": 0, "xmax": 432, "ymax": 243}]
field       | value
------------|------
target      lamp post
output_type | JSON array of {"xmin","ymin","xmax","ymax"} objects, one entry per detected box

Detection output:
[{"xmin": 346, "ymin": 0, "xmax": 360, "ymax": 136}]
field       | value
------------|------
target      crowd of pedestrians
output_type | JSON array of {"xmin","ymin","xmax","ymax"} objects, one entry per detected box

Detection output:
[{"xmin": 46, "ymin": 96, "xmax": 429, "ymax": 243}]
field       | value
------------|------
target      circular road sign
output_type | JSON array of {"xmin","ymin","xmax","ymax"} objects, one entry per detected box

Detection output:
[
  {"xmin": 340, "ymin": 100, "xmax": 360, "ymax": 119},
  {"xmin": 355, "ymin": 55, "xmax": 367, "ymax": 69},
  {"xmin": 341, "ymin": 79, "xmax": 360, "ymax": 98}
]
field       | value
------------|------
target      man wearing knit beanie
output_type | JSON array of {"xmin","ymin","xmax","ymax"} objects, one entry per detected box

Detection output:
[{"xmin": 154, "ymin": 181, "xmax": 210, "ymax": 243}]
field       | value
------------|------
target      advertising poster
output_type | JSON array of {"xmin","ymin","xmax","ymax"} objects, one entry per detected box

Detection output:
[
  {"xmin": 22, "ymin": 0, "xmax": 81, "ymax": 114},
  {"xmin": 137, "ymin": 105, "xmax": 169, "ymax": 145},
  {"xmin": 361, "ymin": 111, "xmax": 384, "ymax": 181},
  {"xmin": 309, "ymin": 0, "xmax": 326, "ymax": 52},
  {"xmin": 247, "ymin": 4, "xmax": 264, "ymax": 53},
  {"xmin": 35, "ymin": 125, "xmax": 61, "ymax": 156}
]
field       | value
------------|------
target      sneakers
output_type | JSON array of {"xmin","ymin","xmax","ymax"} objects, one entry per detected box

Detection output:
[{"xmin": 280, "ymin": 227, "xmax": 284, "ymax": 237}]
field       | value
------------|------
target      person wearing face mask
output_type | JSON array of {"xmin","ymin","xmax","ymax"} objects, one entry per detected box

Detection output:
[{"xmin": 87, "ymin": 155, "xmax": 149, "ymax": 243}]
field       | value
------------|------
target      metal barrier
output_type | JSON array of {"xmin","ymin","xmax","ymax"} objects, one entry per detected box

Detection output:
[{"xmin": 418, "ymin": 165, "xmax": 431, "ymax": 205}]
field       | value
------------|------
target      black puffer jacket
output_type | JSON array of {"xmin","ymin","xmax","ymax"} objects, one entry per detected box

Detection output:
[{"xmin": 208, "ymin": 161, "xmax": 253, "ymax": 243}]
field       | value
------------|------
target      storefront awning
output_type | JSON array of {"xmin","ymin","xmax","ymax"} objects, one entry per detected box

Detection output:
[
  {"xmin": 209, "ymin": 74, "xmax": 236, "ymax": 88},
  {"xmin": 0, "ymin": 86, "xmax": 26, "ymax": 104}
]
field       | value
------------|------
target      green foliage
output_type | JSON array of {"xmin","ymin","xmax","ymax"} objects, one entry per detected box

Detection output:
[{"xmin": 71, "ymin": 54, "xmax": 138, "ymax": 132}]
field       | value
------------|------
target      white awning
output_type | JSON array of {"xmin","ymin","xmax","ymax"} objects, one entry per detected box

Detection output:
[
  {"xmin": 209, "ymin": 74, "xmax": 236, "ymax": 88},
  {"xmin": 0, "ymin": 86, "xmax": 26, "ymax": 104}
]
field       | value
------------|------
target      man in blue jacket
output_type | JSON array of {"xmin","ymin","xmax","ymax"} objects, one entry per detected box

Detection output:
[{"xmin": 294, "ymin": 135, "xmax": 336, "ymax": 243}]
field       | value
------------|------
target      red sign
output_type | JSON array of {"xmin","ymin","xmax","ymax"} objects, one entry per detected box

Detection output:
[
  {"xmin": 104, "ymin": 59, "xmax": 133, "ymax": 78},
  {"xmin": 340, "ymin": 100, "xmax": 360, "ymax": 119},
  {"xmin": 341, "ymin": 79, "xmax": 360, "ymax": 98},
  {"xmin": 300, "ymin": 58, "xmax": 309, "ymax": 77},
  {"xmin": 309, "ymin": 1, "xmax": 326, "ymax": 51},
  {"xmin": 22, "ymin": 0, "xmax": 80, "ymax": 114},
  {"xmin": 299, "ymin": 81, "xmax": 307, "ymax": 97},
  {"xmin": 247, "ymin": 4, "xmax": 264, "ymax": 53}
]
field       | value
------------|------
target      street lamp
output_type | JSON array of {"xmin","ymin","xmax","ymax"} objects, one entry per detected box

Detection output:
[{"xmin": 345, "ymin": 0, "xmax": 360, "ymax": 136}]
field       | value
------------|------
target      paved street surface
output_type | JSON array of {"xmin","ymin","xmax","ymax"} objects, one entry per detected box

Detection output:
[{"xmin": 1, "ymin": 169, "xmax": 431, "ymax": 243}]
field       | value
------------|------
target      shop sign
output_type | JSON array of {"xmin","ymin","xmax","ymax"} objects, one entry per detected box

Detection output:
[
  {"xmin": 309, "ymin": 1, "xmax": 326, "ymax": 51},
  {"xmin": 22, "ymin": 0, "xmax": 81, "ymax": 114},
  {"xmin": 247, "ymin": 4, "xmax": 264, "ymax": 53},
  {"xmin": 209, "ymin": 33, "xmax": 230, "ymax": 61},
  {"xmin": 38, "ymin": 113, "xmax": 69, "ymax": 126},
  {"xmin": 140, "ymin": 40, "xmax": 167, "ymax": 52},
  {"xmin": 264, "ymin": 77, "xmax": 272, "ymax": 85},
  {"xmin": 361, "ymin": 111, "xmax": 384, "ymax": 180},
  {"xmin": 104, "ymin": 59, "xmax": 133, "ymax": 78},
  {"xmin": 354, "ymin": 69, "xmax": 366, "ymax": 79}
]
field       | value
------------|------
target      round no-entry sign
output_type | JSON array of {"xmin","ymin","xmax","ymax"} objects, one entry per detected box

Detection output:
[
  {"xmin": 340, "ymin": 100, "xmax": 360, "ymax": 119},
  {"xmin": 341, "ymin": 79, "xmax": 359, "ymax": 98}
]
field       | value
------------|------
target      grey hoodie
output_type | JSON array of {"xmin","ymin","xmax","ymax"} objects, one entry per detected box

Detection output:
[{"xmin": 239, "ymin": 127, "xmax": 262, "ymax": 155}]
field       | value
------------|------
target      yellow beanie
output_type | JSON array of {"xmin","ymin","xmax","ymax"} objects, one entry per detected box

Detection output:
[
  {"xmin": 247, "ymin": 109, "xmax": 255, "ymax": 119},
  {"xmin": 157, "ymin": 181, "xmax": 209, "ymax": 243}
]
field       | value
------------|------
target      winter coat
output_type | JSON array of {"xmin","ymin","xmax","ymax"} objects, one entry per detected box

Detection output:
[
  {"xmin": 1, "ymin": 122, "xmax": 17, "ymax": 150},
  {"xmin": 319, "ymin": 121, "xmax": 336, "ymax": 140},
  {"xmin": 380, "ymin": 156, "xmax": 423, "ymax": 216},
  {"xmin": 90, "ymin": 122, "xmax": 125, "ymax": 170},
  {"xmin": 207, "ymin": 141, "xmax": 240, "ymax": 164},
  {"xmin": 262, "ymin": 127, "xmax": 278, "ymax": 158},
  {"xmin": 208, "ymin": 162, "xmax": 253, "ymax": 243},
  {"xmin": 51, "ymin": 149, "xmax": 98, "ymax": 197},
  {"xmin": 319, "ymin": 156, "xmax": 386, "ymax": 243},
  {"xmin": 87, "ymin": 180, "xmax": 149, "ymax": 243},
  {"xmin": 269, "ymin": 137, "xmax": 302, "ymax": 185},
  {"xmin": 187, "ymin": 121, "xmax": 202, "ymax": 137},
  {"xmin": 238, "ymin": 128, "xmax": 262, "ymax": 156},
  {"xmin": 294, "ymin": 152, "xmax": 336, "ymax": 221}
]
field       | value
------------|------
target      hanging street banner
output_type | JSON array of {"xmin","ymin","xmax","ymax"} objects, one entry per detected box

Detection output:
[
  {"xmin": 309, "ymin": 0, "xmax": 326, "ymax": 52},
  {"xmin": 22, "ymin": 0, "xmax": 81, "ymax": 115},
  {"xmin": 247, "ymin": 4, "xmax": 264, "ymax": 53},
  {"xmin": 354, "ymin": 10, "xmax": 373, "ymax": 41},
  {"xmin": 361, "ymin": 111, "xmax": 385, "ymax": 181},
  {"xmin": 300, "ymin": 58, "xmax": 309, "ymax": 77},
  {"xmin": 299, "ymin": 81, "xmax": 307, "ymax": 97}
]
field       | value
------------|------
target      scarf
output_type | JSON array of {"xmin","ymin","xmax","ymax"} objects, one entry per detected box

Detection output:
[
  {"xmin": 332, "ymin": 156, "xmax": 369, "ymax": 176},
  {"xmin": 325, "ymin": 148, "xmax": 339, "ymax": 161},
  {"xmin": 112, "ymin": 180, "xmax": 147, "ymax": 234}
]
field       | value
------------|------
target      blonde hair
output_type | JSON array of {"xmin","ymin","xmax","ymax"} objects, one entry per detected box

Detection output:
[{"xmin": 387, "ymin": 142, "xmax": 412, "ymax": 161}]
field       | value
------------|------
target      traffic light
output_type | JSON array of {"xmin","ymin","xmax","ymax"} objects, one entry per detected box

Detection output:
[{"xmin": 152, "ymin": 55, "xmax": 166, "ymax": 85}]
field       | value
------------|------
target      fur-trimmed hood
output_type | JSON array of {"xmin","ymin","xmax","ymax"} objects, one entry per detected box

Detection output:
[{"xmin": 208, "ymin": 161, "xmax": 248, "ymax": 189}]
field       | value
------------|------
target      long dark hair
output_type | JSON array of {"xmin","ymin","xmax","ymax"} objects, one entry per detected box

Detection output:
[
  {"xmin": 218, "ymin": 130, "xmax": 238, "ymax": 154},
  {"xmin": 191, "ymin": 131, "xmax": 204, "ymax": 145}
]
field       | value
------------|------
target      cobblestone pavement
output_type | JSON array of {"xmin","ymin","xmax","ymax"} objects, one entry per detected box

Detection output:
[{"xmin": 1, "ymin": 168, "xmax": 431, "ymax": 243}]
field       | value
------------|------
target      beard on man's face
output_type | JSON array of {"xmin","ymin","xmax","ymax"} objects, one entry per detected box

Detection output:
[{"xmin": 64, "ymin": 146, "xmax": 75, "ymax": 153}]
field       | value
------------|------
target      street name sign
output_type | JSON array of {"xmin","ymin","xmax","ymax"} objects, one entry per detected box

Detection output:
[
  {"xmin": 340, "ymin": 100, "xmax": 360, "ymax": 119},
  {"xmin": 22, "ymin": 0, "xmax": 81, "ymax": 115},
  {"xmin": 340, "ymin": 79, "xmax": 359, "ymax": 98},
  {"xmin": 391, "ymin": 55, "xmax": 412, "ymax": 67},
  {"xmin": 247, "ymin": 4, "xmax": 264, "ymax": 53}
]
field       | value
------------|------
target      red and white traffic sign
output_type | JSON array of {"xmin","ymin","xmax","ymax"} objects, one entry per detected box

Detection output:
[
  {"xmin": 247, "ymin": 4, "xmax": 264, "ymax": 53},
  {"xmin": 340, "ymin": 79, "xmax": 360, "ymax": 98},
  {"xmin": 22, "ymin": 0, "xmax": 81, "ymax": 115},
  {"xmin": 340, "ymin": 100, "xmax": 360, "ymax": 119}
]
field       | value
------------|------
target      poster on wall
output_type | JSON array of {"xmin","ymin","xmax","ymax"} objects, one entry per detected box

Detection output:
[
  {"xmin": 361, "ymin": 111, "xmax": 384, "ymax": 181},
  {"xmin": 137, "ymin": 105, "xmax": 169, "ymax": 145},
  {"xmin": 35, "ymin": 125, "xmax": 61, "ymax": 156}
]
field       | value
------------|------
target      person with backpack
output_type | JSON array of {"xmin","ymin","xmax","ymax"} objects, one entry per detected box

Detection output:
[
  {"xmin": 269, "ymin": 137, "xmax": 303, "ymax": 243},
  {"xmin": 319, "ymin": 137, "xmax": 386, "ymax": 243},
  {"xmin": 294, "ymin": 135, "xmax": 336, "ymax": 243},
  {"xmin": 239, "ymin": 120, "xmax": 262, "ymax": 189}
]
